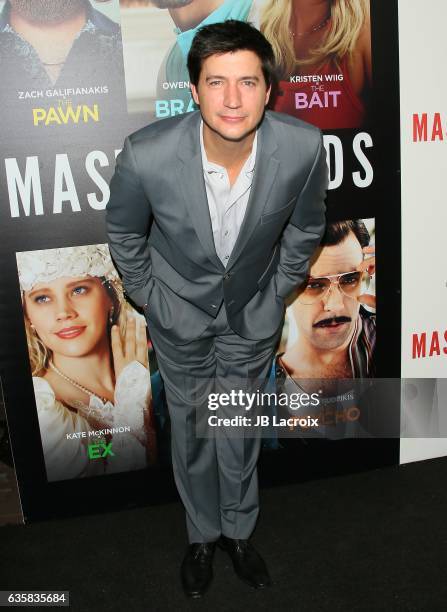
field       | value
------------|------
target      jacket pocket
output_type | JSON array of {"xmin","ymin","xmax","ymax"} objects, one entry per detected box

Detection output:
[{"xmin": 151, "ymin": 248, "xmax": 187, "ymax": 293}]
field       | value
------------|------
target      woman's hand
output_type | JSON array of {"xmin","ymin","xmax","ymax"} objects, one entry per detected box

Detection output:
[
  {"xmin": 111, "ymin": 314, "xmax": 149, "ymax": 381},
  {"xmin": 357, "ymin": 245, "xmax": 376, "ymax": 309}
]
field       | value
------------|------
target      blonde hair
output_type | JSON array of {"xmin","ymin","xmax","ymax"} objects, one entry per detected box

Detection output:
[
  {"xmin": 260, "ymin": 0, "xmax": 370, "ymax": 77},
  {"xmin": 24, "ymin": 278, "xmax": 131, "ymax": 377}
]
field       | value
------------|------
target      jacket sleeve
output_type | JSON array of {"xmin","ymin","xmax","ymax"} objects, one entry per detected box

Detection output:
[
  {"xmin": 106, "ymin": 137, "xmax": 153, "ymax": 309},
  {"xmin": 274, "ymin": 132, "xmax": 328, "ymax": 300}
]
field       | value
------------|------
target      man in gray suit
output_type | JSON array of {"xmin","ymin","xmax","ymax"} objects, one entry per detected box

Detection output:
[{"xmin": 106, "ymin": 20, "xmax": 327, "ymax": 598}]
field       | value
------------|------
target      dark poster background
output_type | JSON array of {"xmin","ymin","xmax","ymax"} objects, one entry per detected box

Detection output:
[
  {"xmin": 260, "ymin": 0, "xmax": 402, "ymax": 486},
  {"xmin": 0, "ymin": 0, "xmax": 400, "ymax": 521}
]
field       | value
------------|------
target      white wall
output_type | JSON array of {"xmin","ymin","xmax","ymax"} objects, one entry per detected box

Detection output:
[{"xmin": 399, "ymin": 0, "xmax": 447, "ymax": 463}]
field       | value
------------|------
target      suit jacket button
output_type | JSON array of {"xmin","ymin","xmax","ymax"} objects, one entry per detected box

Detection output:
[{"xmin": 224, "ymin": 273, "xmax": 231, "ymax": 280}]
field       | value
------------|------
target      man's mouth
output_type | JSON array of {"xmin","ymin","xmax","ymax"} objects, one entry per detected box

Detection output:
[
  {"xmin": 219, "ymin": 115, "xmax": 246, "ymax": 122},
  {"xmin": 55, "ymin": 326, "xmax": 86, "ymax": 339},
  {"xmin": 313, "ymin": 316, "xmax": 351, "ymax": 329}
]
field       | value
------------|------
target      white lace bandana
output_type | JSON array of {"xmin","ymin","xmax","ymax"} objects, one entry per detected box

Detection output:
[{"xmin": 16, "ymin": 244, "xmax": 119, "ymax": 292}]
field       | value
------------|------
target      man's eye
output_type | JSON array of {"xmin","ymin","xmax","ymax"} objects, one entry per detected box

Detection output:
[
  {"xmin": 340, "ymin": 273, "xmax": 360, "ymax": 286},
  {"xmin": 307, "ymin": 281, "xmax": 325, "ymax": 291},
  {"xmin": 242, "ymin": 80, "xmax": 256, "ymax": 87},
  {"xmin": 209, "ymin": 80, "xmax": 222, "ymax": 87}
]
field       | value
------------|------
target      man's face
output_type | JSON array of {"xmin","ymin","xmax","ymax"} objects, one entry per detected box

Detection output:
[
  {"xmin": 291, "ymin": 232, "xmax": 364, "ymax": 351},
  {"xmin": 190, "ymin": 50, "xmax": 271, "ymax": 143},
  {"xmin": 151, "ymin": 0, "xmax": 194, "ymax": 8},
  {"xmin": 9, "ymin": 0, "xmax": 87, "ymax": 23}
]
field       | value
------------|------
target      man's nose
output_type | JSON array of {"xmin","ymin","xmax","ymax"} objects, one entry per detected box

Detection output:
[
  {"xmin": 322, "ymin": 284, "xmax": 344, "ymax": 311},
  {"xmin": 223, "ymin": 82, "xmax": 242, "ymax": 108}
]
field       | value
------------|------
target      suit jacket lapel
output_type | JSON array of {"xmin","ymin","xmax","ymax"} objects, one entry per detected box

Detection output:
[
  {"xmin": 176, "ymin": 111, "xmax": 279, "ymax": 272},
  {"xmin": 226, "ymin": 115, "xmax": 279, "ymax": 269},
  {"xmin": 176, "ymin": 112, "xmax": 224, "ymax": 271}
]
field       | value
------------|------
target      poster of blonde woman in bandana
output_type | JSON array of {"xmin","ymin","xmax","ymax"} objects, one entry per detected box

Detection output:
[{"xmin": 16, "ymin": 244, "xmax": 163, "ymax": 483}]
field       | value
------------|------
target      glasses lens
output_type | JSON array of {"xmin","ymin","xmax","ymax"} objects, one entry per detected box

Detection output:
[
  {"xmin": 296, "ymin": 271, "xmax": 370, "ymax": 305},
  {"xmin": 297, "ymin": 277, "xmax": 330, "ymax": 305},
  {"xmin": 338, "ymin": 271, "xmax": 362, "ymax": 297}
]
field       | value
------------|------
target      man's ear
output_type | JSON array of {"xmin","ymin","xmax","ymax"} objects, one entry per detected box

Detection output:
[
  {"xmin": 265, "ymin": 85, "xmax": 272, "ymax": 106},
  {"xmin": 190, "ymin": 84, "xmax": 200, "ymax": 106}
]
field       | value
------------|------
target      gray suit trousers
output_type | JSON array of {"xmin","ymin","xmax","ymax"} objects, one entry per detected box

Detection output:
[{"xmin": 148, "ymin": 304, "xmax": 282, "ymax": 543}]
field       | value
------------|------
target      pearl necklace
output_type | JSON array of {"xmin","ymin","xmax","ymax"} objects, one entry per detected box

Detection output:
[{"xmin": 49, "ymin": 361, "xmax": 109, "ymax": 404}]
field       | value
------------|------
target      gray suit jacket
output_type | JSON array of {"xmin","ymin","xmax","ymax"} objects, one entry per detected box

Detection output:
[{"xmin": 106, "ymin": 110, "xmax": 327, "ymax": 344}]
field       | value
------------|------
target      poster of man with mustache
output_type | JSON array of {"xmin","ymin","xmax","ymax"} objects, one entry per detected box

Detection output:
[
  {"xmin": 279, "ymin": 218, "xmax": 375, "ymax": 381},
  {"xmin": 262, "ymin": 218, "xmax": 376, "ymax": 444}
]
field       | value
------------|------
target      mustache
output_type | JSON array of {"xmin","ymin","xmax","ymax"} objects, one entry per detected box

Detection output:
[{"xmin": 313, "ymin": 316, "xmax": 352, "ymax": 328}]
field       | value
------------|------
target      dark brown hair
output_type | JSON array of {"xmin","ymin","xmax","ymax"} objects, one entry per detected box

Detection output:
[
  {"xmin": 321, "ymin": 220, "xmax": 370, "ymax": 248},
  {"xmin": 187, "ymin": 19, "xmax": 277, "ymax": 88}
]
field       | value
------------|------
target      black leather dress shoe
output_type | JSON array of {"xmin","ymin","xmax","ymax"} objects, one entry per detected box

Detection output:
[
  {"xmin": 219, "ymin": 536, "xmax": 271, "ymax": 589},
  {"xmin": 181, "ymin": 542, "xmax": 216, "ymax": 598}
]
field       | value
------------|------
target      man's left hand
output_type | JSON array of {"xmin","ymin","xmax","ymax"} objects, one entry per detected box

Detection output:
[{"xmin": 357, "ymin": 246, "xmax": 376, "ymax": 309}]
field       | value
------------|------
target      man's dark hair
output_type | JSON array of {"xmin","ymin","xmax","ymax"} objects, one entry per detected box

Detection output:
[
  {"xmin": 321, "ymin": 220, "xmax": 370, "ymax": 248},
  {"xmin": 187, "ymin": 20, "xmax": 276, "ymax": 88}
]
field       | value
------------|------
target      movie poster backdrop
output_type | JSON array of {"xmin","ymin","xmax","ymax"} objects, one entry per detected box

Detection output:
[
  {"xmin": 0, "ymin": 0, "xmax": 165, "ymax": 519},
  {"xmin": 119, "ymin": 0, "xmax": 400, "ymax": 470},
  {"xmin": 122, "ymin": 0, "xmax": 371, "ymax": 130},
  {"xmin": 120, "ymin": 0, "xmax": 379, "ymax": 220},
  {"xmin": 16, "ymin": 243, "xmax": 162, "ymax": 483},
  {"xmin": 255, "ymin": 217, "xmax": 376, "ymax": 451},
  {"xmin": 0, "ymin": 0, "xmax": 400, "ymax": 520}
]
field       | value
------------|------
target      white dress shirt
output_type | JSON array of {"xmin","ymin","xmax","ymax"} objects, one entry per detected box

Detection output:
[{"xmin": 200, "ymin": 122, "xmax": 257, "ymax": 267}]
